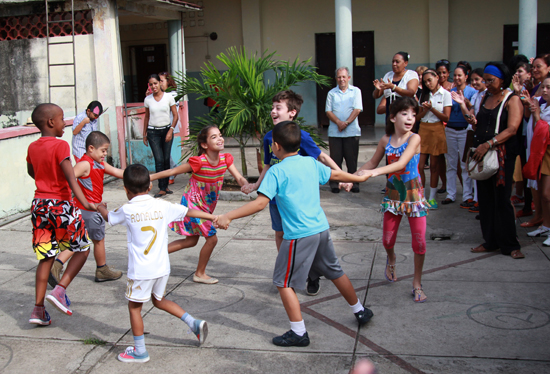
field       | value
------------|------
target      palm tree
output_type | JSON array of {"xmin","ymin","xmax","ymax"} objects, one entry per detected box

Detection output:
[{"xmin": 174, "ymin": 47, "xmax": 331, "ymax": 176}]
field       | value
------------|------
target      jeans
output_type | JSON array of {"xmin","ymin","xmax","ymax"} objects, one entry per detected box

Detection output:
[
  {"xmin": 329, "ymin": 136, "xmax": 360, "ymax": 189},
  {"xmin": 445, "ymin": 127, "xmax": 473, "ymax": 201},
  {"xmin": 147, "ymin": 126, "xmax": 173, "ymax": 191}
]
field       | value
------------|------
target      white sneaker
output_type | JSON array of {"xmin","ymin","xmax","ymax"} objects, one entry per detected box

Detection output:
[
  {"xmin": 527, "ymin": 226, "xmax": 550, "ymax": 237},
  {"xmin": 543, "ymin": 236, "xmax": 550, "ymax": 247}
]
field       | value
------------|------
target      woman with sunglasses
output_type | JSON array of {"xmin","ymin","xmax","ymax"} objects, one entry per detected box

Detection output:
[{"xmin": 470, "ymin": 62, "xmax": 523, "ymax": 259}]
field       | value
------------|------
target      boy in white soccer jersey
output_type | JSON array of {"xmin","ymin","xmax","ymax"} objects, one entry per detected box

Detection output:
[{"xmin": 97, "ymin": 164, "xmax": 217, "ymax": 363}]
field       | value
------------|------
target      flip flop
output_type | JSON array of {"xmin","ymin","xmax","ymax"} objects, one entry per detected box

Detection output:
[
  {"xmin": 384, "ymin": 257, "xmax": 396, "ymax": 282},
  {"xmin": 470, "ymin": 245, "xmax": 496, "ymax": 253},
  {"xmin": 413, "ymin": 287, "xmax": 427, "ymax": 303},
  {"xmin": 511, "ymin": 250, "xmax": 525, "ymax": 259}
]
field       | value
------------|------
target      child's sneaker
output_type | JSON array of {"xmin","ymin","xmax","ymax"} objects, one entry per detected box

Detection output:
[
  {"xmin": 355, "ymin": 308, "xmax": 374, "ymax": 325},
  {"xmin": 29, "ymin": 305, "xmax": 51, "ymax": 326},
  {"xmin": 272, "ymin": 330, "xmax": 310, "ymax": 347},
  {"xmin": 192, "ymin": 319, "xmax": 208, "ymax": 345},
  {"xmin": 46, "ymin": 285, "xmax": 72, "ymax": 316},
  {"xmin": 426, "ymin": 199, "xmax": 438, "ymax": 210},
  {"xmin": 510, "ymin": 195, "xmax": 525, "ymax": 206},
  {"xmin": 48, "ymin": 261, "xmax": 63, "ymax": 288},
  {"xmin": 95, "ymin": 265, "xmax": 123, "ymax": 282},
  {"xmin": 306, "ymin": 277, "xmax": 320, "ymax": 296},
  {"xmin": 117, "ymin": 346, "xmax": 150, "ymax": 363}
]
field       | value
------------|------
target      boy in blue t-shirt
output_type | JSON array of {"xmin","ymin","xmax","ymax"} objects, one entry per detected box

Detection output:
[
  {"xmin": 242, "ymin": 90, "xmax": 341, "ymax": 296},
  {"xmin": 218, "ymin": 121, "xmax": 374, "ymax": 347}
]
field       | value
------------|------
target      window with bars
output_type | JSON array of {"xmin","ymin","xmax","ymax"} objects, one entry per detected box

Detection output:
[{"xmin": 0, "ymin": 10, "xmax": 93, "ymax": 41}]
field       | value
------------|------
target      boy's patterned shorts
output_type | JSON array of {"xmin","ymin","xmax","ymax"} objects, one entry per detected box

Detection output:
[{"xmin": 31, "ymin": 199, "xmax": 91, "ymax": 260}]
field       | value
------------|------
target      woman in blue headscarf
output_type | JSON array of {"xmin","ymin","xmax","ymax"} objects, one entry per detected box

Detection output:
[{"xmin": 470, "ymin": 62, "xmax": 524, "ymax": 259}]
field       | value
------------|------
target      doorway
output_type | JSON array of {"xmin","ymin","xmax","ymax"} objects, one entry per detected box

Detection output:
[
  {"xmin": 503, "ymin": 23, "xmax": 550, "ymax": 67},
  {"xmin": 315, "ymin": 31, "xmax": 375, "ymax": 127},
  {"xmin": 129, "ymin": 44, "xmax": 167, "ymax": 102}
]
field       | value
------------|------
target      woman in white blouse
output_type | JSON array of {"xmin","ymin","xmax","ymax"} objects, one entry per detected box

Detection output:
[
  {"xmin": 416, "ymin": 69, "xmax": 452, "ymax": 209},
  {"xmin": 143, "ymin": 73, "xmax": 179, "ymax": 198},
  {"xmin": 373, "ymin": 51, "xmax": 419, "ymax": 121}
]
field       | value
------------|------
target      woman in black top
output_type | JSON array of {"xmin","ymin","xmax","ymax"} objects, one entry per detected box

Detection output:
[{"xmin": 470, "ymin": 62, "xmax": 524, "ymax": 259}]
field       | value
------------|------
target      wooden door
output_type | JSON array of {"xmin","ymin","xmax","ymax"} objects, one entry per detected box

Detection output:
[{"xmin": 315, "ymin": 31, "xmax": 375, "ymax": 127}]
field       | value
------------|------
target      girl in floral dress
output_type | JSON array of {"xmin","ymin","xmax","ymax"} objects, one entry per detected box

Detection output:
[
  {"xmin": 355, "ymin": 97, "xmax": 429, "ymax": 302},
  {"xmin": 151, "ymin": 125, "xmax": 247, "ymax": 284}
]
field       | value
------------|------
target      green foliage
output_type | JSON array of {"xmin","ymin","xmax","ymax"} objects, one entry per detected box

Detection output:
[{"xmin": 173, "ymin": 47, "xmax": 330, "ymax": 175}]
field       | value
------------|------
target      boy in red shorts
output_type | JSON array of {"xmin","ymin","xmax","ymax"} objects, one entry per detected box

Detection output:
[{"xmin": 27, "ymin": 103, "xmax": 96, "ymax": 325}]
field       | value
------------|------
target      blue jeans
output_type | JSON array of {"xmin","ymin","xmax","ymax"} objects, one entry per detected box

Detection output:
[{"xmin": 147, "ymin": 126, "xmax": 173, "ymax": 191}]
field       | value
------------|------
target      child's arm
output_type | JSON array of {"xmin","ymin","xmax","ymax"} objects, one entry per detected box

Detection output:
[
  {"xmin": 104, "ymin": 163, "xmax": 124, "ymax": 179},
  {"xmin": 60, "ymin": 159, "xmax": 96, "ymax": 211},
  {"xmin": 217, "ymin": 194, "xmax": 270, "ymax": 229},
  {"xmin": 73, "ymin": 160, "xmax": 91, "ymax": 178},
  {"xmin": 73, "ymin": 117, "xmax": 90, "ymax": 135},
  {"xmin": 317, "ymin": 151, "xmax": 341, "ymax": 171},
  {"xmin": 330, "ymin": 169, "xmax": 370, "ymax": 183},
  {"xmin": 27, "ymin": 163, "xmax": 35, "ymax": 179},
  {"xmin": 362, "ymin": 135, "xmax": 421, "ymax": 178},
  {"xmin": 185, "ymin": 209, "xmax": 216, "ymax": 222},
  {"xmin": 150, "ymin": 162, "xmax": 192, "ymax": 181},
  {"xmin": 356, "ymin": 136, "xmax": 388, "ymax": 173},
  {"xmin": 97, "ymin": 203, "xmax": 109, "ymax": 222},
  {"xmin": 227, "ymin": 164, "xmax": 248, "ymax": 187}
]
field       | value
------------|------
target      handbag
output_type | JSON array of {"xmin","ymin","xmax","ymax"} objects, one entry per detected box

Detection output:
[{"xmin": 466, "ymin": 91, "xmax": 511, "ymax": 181}]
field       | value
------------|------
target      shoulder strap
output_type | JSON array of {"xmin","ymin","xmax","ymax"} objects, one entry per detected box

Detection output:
[{"xmin": 494, "ymin": 91, "xmax": 513, "ymax": 135}]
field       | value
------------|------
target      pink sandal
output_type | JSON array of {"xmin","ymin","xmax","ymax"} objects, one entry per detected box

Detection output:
[{"xmin": 413, "ymin": 287, "xmax": 427, "ymax": 303}]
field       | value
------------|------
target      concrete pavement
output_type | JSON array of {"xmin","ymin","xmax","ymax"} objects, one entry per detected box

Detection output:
[{"xmin": 1, "ymin": 141, "xmax": 550, "ymax": 374}]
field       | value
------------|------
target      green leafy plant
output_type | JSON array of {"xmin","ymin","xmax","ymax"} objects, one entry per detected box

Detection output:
[
  {"xmin": 174, "ymin": 47, "xmax": 331, "ymax": 176},
  {"xmin": 81, "ymin": 337, "xmax": 107, "ymax": 345}
]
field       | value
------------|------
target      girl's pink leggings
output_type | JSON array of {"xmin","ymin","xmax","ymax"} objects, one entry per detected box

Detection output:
[{"xmin": 382, "ymin": 212, "xmax": 427, "ymax": 255}]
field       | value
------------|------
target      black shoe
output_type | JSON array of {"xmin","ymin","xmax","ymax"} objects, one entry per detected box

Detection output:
[
  {"xmin": 350, "ymin": 187, "xmax": 360, "ymax": 193},
  {"xmin": 437, "ymin": 188, "xmax": 446, "ymax": 194},
  {"xmin": 331, "ymin": 188, "xmax": 340, "ymax": 194},
  {"xmin": 355, "ymin": 308, "xmax": 374, "ymax": 326},
  {"xmin": 441, "ymin": 198, "xmax": 454, "ymax": 205},
  {"xmin": 272, "ymin": 330, "xmax": 310, "ymax": 347},
  {"xmin": 306, "ymin": 277, "xmax": 320, "ymax": 296}
]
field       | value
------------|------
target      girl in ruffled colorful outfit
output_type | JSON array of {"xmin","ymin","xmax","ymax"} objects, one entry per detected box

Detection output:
[
  {"xmin": 151, "ymin": 125, "xmax": 247, "ymax": 284},
  {"xmin": 355, "ymin": 97, "xmax": 429, "ymax": 302}
]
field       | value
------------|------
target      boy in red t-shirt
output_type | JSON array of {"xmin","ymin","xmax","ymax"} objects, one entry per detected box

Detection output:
[
  {"xmin": 27, "ymin": 103, "xmax": 96, "ymax": 326},
  {"xmin": 51, "ymin": 131, "xmax": 125, "ymax": 284}
]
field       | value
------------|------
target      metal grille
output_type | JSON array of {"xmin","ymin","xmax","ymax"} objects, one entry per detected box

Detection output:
[{"xmin": 0, "ymin": 10, "xmax": 92, "ymax": 41}]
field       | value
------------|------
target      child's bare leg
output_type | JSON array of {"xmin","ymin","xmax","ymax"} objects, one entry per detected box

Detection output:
[
  {"xmin": 92, "ymin": 238, "xmax": 106, "ymax": 266},
  {"xmin": 419, "ymin": 154, "xmax": 428, "ymax": 187},
  {"xmin": 278, "ymin": 286, "xmax": 302, "ymax": 321},
  {"xmin": 168, "ymin": 235, "xmax": 199, "ymax": 254},
  {"xmin": 36, "ymin": 257, "xmax": 55, "ymax": 305},
  {"xmin": 59, "ymin": 250, "xmax": 90, "ymax": 288},
  {"xmin": 275, "ymin": 231, "xmax": 284, "ymax": 252},
  {"xmin": 385, "ymin": 247, "xmax": 397, "ymax": 277},
  {"xmin": 56, "ymin": 250, "xmax": 72, "ymax": 264},
  {"xmin": 152, "ymin": 297, "xmax": 185, "ymax": 318},
  {"xmin": 330, "ymin": 274, "xmax": 359, "ymax": 305},
  {"xmin": 195, "ymin": 234, "xmax": 218, "ymax": 279},
  {"xmin": 128, "ymin": 301, "xmax": 144, "ymax": 336},
  {"xmin": 413, "ymin": 253, "xmax": 425, "ymax": 289}
]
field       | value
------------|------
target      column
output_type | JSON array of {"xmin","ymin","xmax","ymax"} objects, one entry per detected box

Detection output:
[
  {"xmin": 92, "ymin": 0, "xmax": 125, "ymax": 167},
  {"xmin": 335, "ymin": 0, "xmax": 353, "ymax": 81},
  {"xmin": 518, "ymin": 0, "xmax": 537, "ymax": 59},
  {"xmin": 241, "ymin": 0, "xmax": 262, "ymax": 54}
]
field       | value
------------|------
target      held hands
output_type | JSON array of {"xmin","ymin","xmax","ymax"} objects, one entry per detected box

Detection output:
[
  {"xmin": 379, "ymin": 78, "xmax": 395, "ymax": 91},
  {"xmin": 339, "ymin": 182, "xmax": 353, "ymax": 192},
  {"xmin": 337, "ymin": 120, "xmax": 348, "ymax": 132},
  {"xmin": 214, "ymin": 214, "xmax": 231, "ymax": 230},
  {"xmin": 357, "ymin": 169, "xmax": 375, "ymax": 179},
  {"xmin": 241, "ymin": 183, "xmax": 256, "ymax": 195}
]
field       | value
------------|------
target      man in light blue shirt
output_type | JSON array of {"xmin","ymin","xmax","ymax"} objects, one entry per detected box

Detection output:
[
  {"xmin": 326, "ymin": 67, "xmax": 363, "ymax": 193},
  {"xmin": 72, "ymin": 101, "xmax": 103, "ymax": 162}
]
